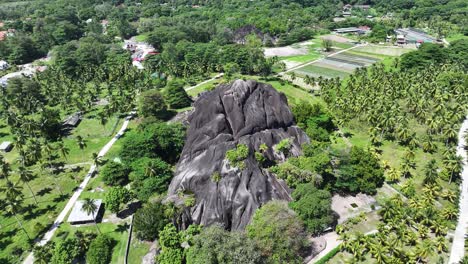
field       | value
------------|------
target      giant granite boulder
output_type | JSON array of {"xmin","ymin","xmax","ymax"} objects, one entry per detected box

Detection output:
[{"xmin": 167, "ymin": 79, "xmax": 309, "ymax": 230}]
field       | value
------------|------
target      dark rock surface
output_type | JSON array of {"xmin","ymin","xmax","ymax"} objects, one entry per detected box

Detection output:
[{"xmin": 167, "ymin": 80, "xmax": 309, "ymax": 230}]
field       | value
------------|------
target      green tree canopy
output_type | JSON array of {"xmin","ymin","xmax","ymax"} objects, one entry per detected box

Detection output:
[
  {"xmin": 289, "ymin": 183, "xmax": 334, "ymax": 234},
  {"xmin": 186, "ymin": 225, "xmax": 262, "ymax": 264},
  {"xmin": 163, "ymin": 79, "xmax": 192, "ymax": 109},
  {"xmin": 247, "ymin": 201, "xmax": 309, "ymax": 264},
  {"xmin": 335, "ymin": 146, "xmax": 385, "ymax": 194},
  {"xmin": 100, "ymin": 161, "xmax": 129, "ymax": 186},
  {"xmin": 134, "ymin": 201, "xmax": 169, "ymax": 241},
  {"xmin": 86, "ymin": 235, "xmax": 114, "ymax": 264},
  {"xmin": 138, "ymin": 89, "xmax": 169, "ymax": 119}
]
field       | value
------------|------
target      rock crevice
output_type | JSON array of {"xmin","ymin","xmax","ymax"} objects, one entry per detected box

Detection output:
[{"xmin": 167, "ymin": 80, "xmax": 309, "ymax": 230}]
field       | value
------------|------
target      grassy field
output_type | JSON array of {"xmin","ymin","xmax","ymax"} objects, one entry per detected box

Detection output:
[
  {"xmin": 185, "ymin": 75, "xmax": 322, "ymax": 106},
  {"xmin": 290, "ymin": 45, "xmax": 410, "ymax": 80},
  {"xmin": 0, "ymin": 165, "xmax": 88, "ymax": 262},
  {"xmin": 134, "ymin": 33, "xmax": 149, "ymax": 42},
  {"xmin": 353, "ymin": 46, "xmax": 414, "ymax": 57},
  {"xmin": 280, "ymin": 39, "xmax": 322, "ymax": 63},
  {"xmin": 446, "ymin": 33, "xmax": 468, "ymax": 43},
  {"xmin": 128, "ymin": 234, "xmax": 152, "ymax": 264},
  {"xmin": 0, "ymin": 112, "xmax": 127, "ymax": 263},
  {"xmin": 53, "ymin": 221, "xmax": 130, "ymax": 263}
]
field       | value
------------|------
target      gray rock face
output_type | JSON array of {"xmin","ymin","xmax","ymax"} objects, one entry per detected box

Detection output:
[{"xmin": 167, "ymin": 80, "xmax": 309, "ymax": 230}]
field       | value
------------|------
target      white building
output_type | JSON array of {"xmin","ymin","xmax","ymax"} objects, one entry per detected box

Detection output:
[{"xmin": 0, "ymin": 60, "xmax": 9, "ymax": 70}]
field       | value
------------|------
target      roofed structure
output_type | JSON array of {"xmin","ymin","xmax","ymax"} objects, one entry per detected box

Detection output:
[
  {"xmin": 68, "ymin": 199, "xmax": 103, "ymax": 224},
  {"xmin": 0, "ymin": 141, "xmax": 12, "ymax": 152},
  {"xmin": 63, "ymin": 112, "xmax": 82, "ymax": 127}
]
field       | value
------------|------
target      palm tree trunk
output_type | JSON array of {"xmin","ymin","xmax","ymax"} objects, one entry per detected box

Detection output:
[
  {"xmin": 14, "ymin": 214, "xmax": 30, "ymax": 239},
  {"xmin": 55, "ymin": 182, "xmax": 63, "ymax": 195},
  {"xmin": 26, "ymin": 182, "xmax": 38, "ymax": 205},
  {"xmin": 93, "ymin": 213, "xmax": 101, "ymax": 234}
]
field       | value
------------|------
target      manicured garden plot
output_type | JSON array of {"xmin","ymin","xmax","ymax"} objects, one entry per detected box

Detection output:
[
  {"xmin": 293, "ymin": 64, "xmax": 350, "ymax": 79},
  {"xmin": 315, "ymin": 59, "xmax": 359, "ymax": 73},
  {"xmin": 326, "ymin": 56, "xmax": 367, "ymax": 67},
  {"xmin": 332, "ymin": 53, "xmax": 380, "ymax": 65}
]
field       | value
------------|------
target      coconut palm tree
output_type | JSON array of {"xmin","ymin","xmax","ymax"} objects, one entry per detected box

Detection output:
[
  {"xmin": 5, "ymin": 195, "xmax": 29, "ymax": 239},
  {"xmin": 76, "ymin": 135, "xmax": 87, "ymax": 151},
  {"xmin": 423, "ymin": 159, "xmax": 439, "ymax": 185},
  {"xmin": 92, "ymin": 152, "xmax": 102, "ymax": 168},
  {"xmin": 415, "ymin": 240, "xmax": 435, "ymax": 262},
  {"xmin": 56, "ymin": 141, "xmax": 70, "ymax": 161},
  {"xmin": 386, "ymin": 167, "xmax": 401, "ymax": 183},
  {"xmin": 440, "ymin": 189, "xmax": 456, "ymax": 203},
  {"xmin": 17, "ymin": 166, "xmax": 37, "ymax": 205},
  {"xmin": 0, "ymin": 155, "xmax": 11, "ymax": 180},
  {"xmin": 1, "ymin": 180, "xmax": 23, "ymax": 200},
  {"xmin": 81, "ymin": 198, "xmax": 101, "ymax": 234},
  {"xmin": 441, "ymin": 206, "xmax": 458, "ymax": 220}
]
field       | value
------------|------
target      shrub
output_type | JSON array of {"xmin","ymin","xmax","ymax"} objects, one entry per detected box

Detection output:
[
  {"xmin": 100, "ymin": 161, "xmax": 129, "ymax": 186},
  {"xmin": 314, "ymin": 246, "xmax": 340, "ymax": 264},
  {"xmin": 275, "ymin": 138, "xmax": 291, "ymax": 155},
  {"xmin": 134, "ymin": 201, "xmax": 169, "ymax": 241},
  {"xmin": 86, "ymin": 235, "xmax": 114, "ymax": 264},
  {"xmin": 226, "ymin": 144, "xmax": 249, "ymax": 169},
  {"xmin": 104, "ymin": 186, "xmax": 132, "ymax": 213},
  {"xmin": 211, "ymin": 171, "xmax": 221, "ymax": 183}
]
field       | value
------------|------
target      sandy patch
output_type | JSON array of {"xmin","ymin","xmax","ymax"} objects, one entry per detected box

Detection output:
[
  {"xmin": 332, "ymin": 193, "xmax": 376, "ymax": 223},
  {"xmin": 320, "ymin": 34, "xmax": 354, "ymax": 43},
  {"xmin": 354, "ymin": 45, "xmax": 415, "ymax": 56},
  {"xmin": 264, "ymin": 46, "xmax": 308, "ymax": 57}
]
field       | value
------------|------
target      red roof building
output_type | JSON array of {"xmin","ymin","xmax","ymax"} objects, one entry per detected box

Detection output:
[{"xmin": 0, "ymin": 31, "xmax": 7, "ymax": 41}]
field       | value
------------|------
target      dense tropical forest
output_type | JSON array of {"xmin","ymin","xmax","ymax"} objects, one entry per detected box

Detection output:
[{"xmin": 0, "ymin": 0, "xmax": 467, "ymax": 263}]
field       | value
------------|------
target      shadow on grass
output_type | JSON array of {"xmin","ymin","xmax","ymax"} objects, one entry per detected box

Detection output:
[
  {"xmin": 37, "ymin": 187, "xmax": 53, "ymax": 197},
  {"xmin": 23, "ymin": 204, "xmax": 57, "ymax": 221},
  {"xmin": 115, "ymin": 223, "xmax": 130, "ymax": 233},
  {"xmin": 52, "ymin": 194, "xmax": 69, "ymax": 203}
]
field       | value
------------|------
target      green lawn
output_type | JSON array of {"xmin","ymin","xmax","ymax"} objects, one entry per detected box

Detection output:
[
  {"xmin": 280, "ymin": 39, "xmax": 322, "ymax": 63},
  {"xmin": 53, "ymin": 221, "xmax": 130, "ymax": 264},
  {"xmin": 352, "ymin": 46, "xmax": 414, "ymax": 57},
  {"xmin": 333, "ymin": 42, "xmax": 355, "ymax": 49},
  {"xmin": 128, "ymin": 236, "xmax": 152, "ymax": 264},
  {"xmin": 0, "ymin": 113, "xmax": 127, "ymax": 263},
  {"xmin": 446, "ymin": 33, "xmax": 468, "ymax": 43},
  {"xmin": 243, "ymin": 76, "xmax": 322, "ymax": 106},
  {"xmin": 0, "ymin": 165, "xmax": 88, "ymax": 263},
  {"xmin": 134, "ymin": 33, "xmax": 149, "ymax": 42}
]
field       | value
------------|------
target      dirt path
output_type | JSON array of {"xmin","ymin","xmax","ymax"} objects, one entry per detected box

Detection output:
[
  {"xmin": 448, "ymin": 116, "xmax": 468, "ymax": 264},
  {"xmin": 185, "ymin": 73, "xmax": 224, "ymax": 92}
]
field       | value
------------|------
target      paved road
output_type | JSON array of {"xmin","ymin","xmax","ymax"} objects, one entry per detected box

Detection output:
[
  {"xmin": 449, "ymin": 116, "xmax": 468, "ymax": 264},
  {"xmin": 185, "ymin": 73, "xmax": 224, "ymax": 92},
  {"xmin": 23, "ymin": 114, "xmax": 132, "ymax": 264}
]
